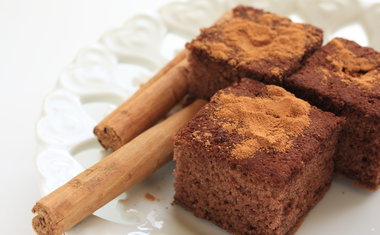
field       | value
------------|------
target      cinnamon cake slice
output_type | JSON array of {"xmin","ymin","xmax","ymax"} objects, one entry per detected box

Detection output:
[
  {"xmin": 285, "ymin": 38, "xmax": 380, "ymax": 190},
  {"xmin": 186, "ymin": 5, "xmax": 323, "ymax": 99},
  {"xmin": 173, "ymin": 79, "xmax": 343, "ymax": 235}
]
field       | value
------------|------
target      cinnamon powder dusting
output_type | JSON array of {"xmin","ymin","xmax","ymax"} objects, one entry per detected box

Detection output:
[
  {"xmin": 192, "ymin": 13, "xmax": 320, "ymax": 72},
  {"xmin": 325, "ymin": 39, "xmax": 380, "ymax": 89},
  {"xmin": 213, "ymin": 86, "xmax": 311, "ymax": 159}
]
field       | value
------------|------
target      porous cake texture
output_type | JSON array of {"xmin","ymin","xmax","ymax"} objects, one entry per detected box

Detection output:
[
  {"xmin": 173, "ymin": 79, "xmax": 343, "ymax": 235},
  {"xmin": 285, "ymin": 38, "xmax": 380, "ymax": 190},
  {"xmin": 186, "ymin": 5, "xmax": 323, "ymax": 99}
]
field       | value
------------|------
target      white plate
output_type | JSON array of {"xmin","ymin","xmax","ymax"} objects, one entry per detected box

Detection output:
[{"xmin": 35, "ymin": 0, "xmax": 380, "ymax": 234}]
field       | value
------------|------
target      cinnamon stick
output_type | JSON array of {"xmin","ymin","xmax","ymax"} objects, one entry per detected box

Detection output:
[
  {"xmin": 32, "ymin": 99, "xmax": 206, "ymax": 235},
  {"xmin": 93, "ymin": 11, "xmax": 234, "ymax": 151},
  {"xmin": 94, "ymin": 50, "xmax": 188, "ymax": 151}
]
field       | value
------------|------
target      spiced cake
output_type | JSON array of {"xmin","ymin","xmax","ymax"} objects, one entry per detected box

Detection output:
[
  {"xmin": 285, "ymin": 38, "xmax": 380, "ymax": 190},
  {"xmin": 186, "ymin": 5, "xmax": 323, "ymax": 99},
  {"xmin": 173, "ymin": 79, "xmax": 343, "ymax": 235}
]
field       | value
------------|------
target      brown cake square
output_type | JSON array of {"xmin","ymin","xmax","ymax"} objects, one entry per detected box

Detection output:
[
  {"xmin": 285, "ymin": 38, "xmax": 380, "ymax": 190},
  {"xmin": 186, "ymin": 5, "xmax": 323, "ymax": 99},
  {"xmin": 173, "ymin": 79, "xmax": 343, "ymax": 235}
]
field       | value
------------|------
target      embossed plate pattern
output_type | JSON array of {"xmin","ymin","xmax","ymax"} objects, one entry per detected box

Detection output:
[{"xmin": 35, "ymin": 0, "xmax": 380, "ymax": 234}]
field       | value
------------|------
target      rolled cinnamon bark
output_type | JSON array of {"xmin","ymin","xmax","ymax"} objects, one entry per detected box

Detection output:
[
  {"xmin": 94, "ymin": 50, "xmax": 188, "ymax": 151},
  {"xmin": 32, "ymin": 99, "xmax": 206, "ymax": 235},
  {"xmin": 93, "ymin": 12, "xmax": 233, "ymax": 151}
]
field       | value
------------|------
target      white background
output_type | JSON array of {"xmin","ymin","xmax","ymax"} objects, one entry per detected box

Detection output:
[{"xmin": 0, "ymin": 1, "xmax": 168, "ymax": 234}]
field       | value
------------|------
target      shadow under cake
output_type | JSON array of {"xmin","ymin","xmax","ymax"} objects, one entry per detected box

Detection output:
[
  {"xmin": 173, "ymin": 79, "xmax": 344, "ymax": 235},
  {"xmin": 285, "ymin": 38, "xmax": 380, "ymax": 190},
  {"xmin": 186, "ymin": 5, "xmax": 323, "ymax": 99}
]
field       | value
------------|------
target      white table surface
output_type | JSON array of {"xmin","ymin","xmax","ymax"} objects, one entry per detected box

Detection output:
[{"xmin": 0, "ymin": 1, "xmax": 168, "ymax": 234}]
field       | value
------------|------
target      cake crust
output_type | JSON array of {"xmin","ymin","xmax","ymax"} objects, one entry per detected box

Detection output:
[
  {"xmin": 285, "ymin": 37, "xmax": 380, "ymax": 116},
  {"xmin": 176, "ymin": 79, "xmax": 342, "ymax": 186},
  {"xmin": 186, "ymin": 5, "xmax": 323, "ymax": 98},
  {"xmin": 285, "ymin": 38, "xmax": 380, "ymax": 190},
  {"xmin": 174, "ymin": 79, "xmax": 343, "ymax": 235}
]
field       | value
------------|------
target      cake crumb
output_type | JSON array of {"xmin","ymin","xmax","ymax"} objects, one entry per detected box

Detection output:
[
  {"xmin": 271, "ymin": 67, "xmax": 281, "ymax": 76},
  {"xmin": 204, "ymin": 132, "xmax": 212, "ymax": 137},
  {"xmin": 144, "ymin": 193, "xmax": 159, "ymax": 202},
  {"xmin": 192, "ymin": 131, "xmax": 202, "ymax": 141}
]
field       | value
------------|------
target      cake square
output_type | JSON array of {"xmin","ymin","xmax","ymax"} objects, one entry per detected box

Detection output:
[
  {"xmin": 186, "ymin": 5, "xmax": 323, "ymax": 99},
  {"xmin": 173, "ymin": 79, "xmax": 343, "ymax": 235},
  {"xmin": 285, "ymin": 38, "xmax": 380, "ymax": 190}
]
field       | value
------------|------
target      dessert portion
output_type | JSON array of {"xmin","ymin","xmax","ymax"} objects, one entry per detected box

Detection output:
[
  {"xmin": 285, "ymin": 38, "xmax": 380, "ymax": 190},
  {"xmin": 34, "ymin": 3, "xmax": 380, "ymax": 235},
  {"xmin": 186, "ymin": 5, "xmax": 323, "ymax": 99},
  {"xmin": 173, "ymin": 79, "xmax": 343, "ymax": 235}
]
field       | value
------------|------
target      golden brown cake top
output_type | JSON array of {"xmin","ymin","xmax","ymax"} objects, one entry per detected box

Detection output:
[
  {"xmin": 211, "ymin": 84, "xmax": 311, "ymax": 159},
  {"xmin": 286, "ymin": 37, "xmax": 380, "ymax": 116},
  {"xmin": 189, "ymin": 5, "xmax": 322, "ymax": 74},
  {"xmin": 175, "ymin": 79, "xmax": 343, "ymax": 185},
  {"xmin": 323, "ymin": 38, "xmax": 380, "ymax": 90}
]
